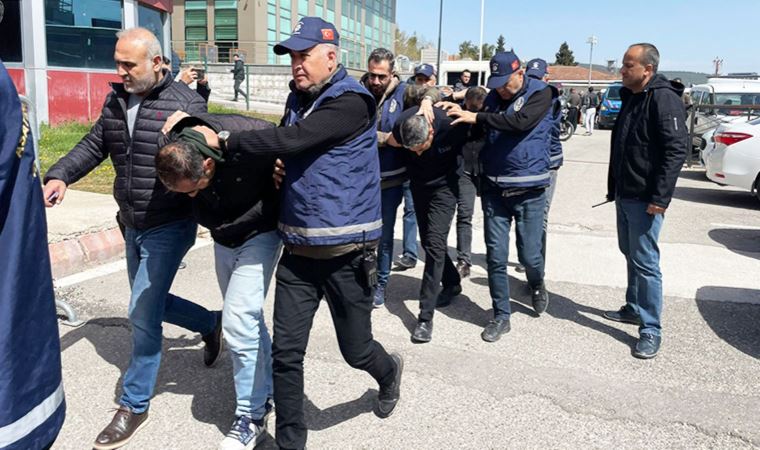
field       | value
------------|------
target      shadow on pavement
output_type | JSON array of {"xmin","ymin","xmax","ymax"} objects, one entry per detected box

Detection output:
[
  {"xmin": 677, "ymin": 169, "xmax": 710, "ymax": 182},
  {"xmin": 708, "ymin": 228, "xmax": 760, "ymax": 259},
  {"xmin": 696, "ymin": 287, "xmax": 760, "ymax": 359},
  {"xmin": 304, "ymin": 390, "xmax": 376, "ymax": 431},
  {"xmin": 672, "ymin": 186, "xmax": 760, "ymax": 210},
  {"xmin": 60, "ymin": 317, "xmax": 235, "ymax": 433}
]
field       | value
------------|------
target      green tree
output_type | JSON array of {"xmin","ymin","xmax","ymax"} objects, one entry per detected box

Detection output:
[
  {"xmin": 481, "ymin": 43, "xmax": 496, "ymax": 60},
  {"xmin": 395, "ymin": 29, "xmax": 422, "ymax": 61},
  {"xmin": 458, "ymin": 40, "xmax": 479, "ymax": 60},
  {"xmin": 495, "ymin": 34, "xmax": 507, "ymax": 53},
  {"xmin": 555, "ymin": 41, "xmax": 577, "ymax": 66}
]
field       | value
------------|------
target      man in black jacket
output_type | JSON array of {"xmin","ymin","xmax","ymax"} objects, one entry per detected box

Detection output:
[
  {"xmin": 603, "ymin": 43, "xmax": 688, "ymax": 359},
  {"xmin": 42, "ymin": 28, "xmax": 221, "ymax": 449},
  {"xmin": 231, "ymin": 53, "xmax": 247, "ymax": 102},
  {"xmin": 156, "ymin": 113, "xmax": 280, "ymax": 450}
]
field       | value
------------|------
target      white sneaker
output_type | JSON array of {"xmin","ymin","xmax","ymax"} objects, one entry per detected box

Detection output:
[{"xmin": 219, "ymin": 415, "xmax": 267, "ymax": 450}]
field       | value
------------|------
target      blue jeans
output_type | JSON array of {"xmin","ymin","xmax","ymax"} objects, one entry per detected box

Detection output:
[
  {"xmin": 402, "ymin": 181, "xmax": 419, "ymax": 259},
  {"xmin": 121, "ymin": 219, "xmax": 217, "ymax": 413},
  {"xmin": 482, "ymin": 188, "xmax": 547, "ymax": 320},
  {"xmin": 215, "ymin": 230, "xmax": 282, "ymax": 419},
  {"xmin": 616, "ymin": 198, "xmax": 664, "ymax": 336},
  {"xmin": 378, "ymin": 185, "xmax": 404, "ymax": 287},
  {"xmin": 542, "ymin": 169, "xmax": 559, "ymax": 260}
]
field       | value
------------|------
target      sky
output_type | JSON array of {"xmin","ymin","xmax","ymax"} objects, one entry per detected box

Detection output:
[{"xmin": 396, "ymin": 0, "xmax": 760, "ymax": 74}]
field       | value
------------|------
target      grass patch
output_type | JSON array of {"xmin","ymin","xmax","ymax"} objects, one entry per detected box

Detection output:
[
  {"xmin": 39, "ymin": 122, "xmax": 115, "ymax": 195},
  {"xmin": 207, "ymin": 103, "xmax": 282, "ymax": 124}
]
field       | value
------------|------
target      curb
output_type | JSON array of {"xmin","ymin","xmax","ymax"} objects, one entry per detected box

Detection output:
[{"xmin": 49, "ymin": 228, "xmax": 125, "ymax": 279}]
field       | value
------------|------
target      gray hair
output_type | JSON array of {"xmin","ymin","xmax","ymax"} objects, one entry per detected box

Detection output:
[
  {"xmin": 399, "ymin": 114, "xmax": 430, "ymax": 148},
  {"xmin": 465, "ymin": 86, "xmax": 487, "ymax": 103},
  {"xmin": 116, "ymin": 27, "xmax": 163, "ymax": 60},
  {"xmin": 155, "ymin": 141, "xmax": 205, "ymax": 189},
  {"xmin": 630, "ymin": 42, "xmax": 659, "ymax": 73},
  {"xmin": 368, "ymin": 48, "xmax": 395, "ymax": 72}
]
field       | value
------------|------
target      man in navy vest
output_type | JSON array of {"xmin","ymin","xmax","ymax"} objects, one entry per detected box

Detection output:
[
  {"xmin": 0, "ymin": 60, "xmax": 66, "ymax": 450},
  {"xmin": 185, "ymin": 18, "xmax": 403, "ymax": 450},
  {"xmin": 525, "ymin": 58, "xmax": 563, "ymax": 266},
  {"xmin": 447, "ymin": 51, "xmax": 556, "ymax": 343}
]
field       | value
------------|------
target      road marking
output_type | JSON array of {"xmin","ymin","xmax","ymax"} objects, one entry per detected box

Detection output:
[
  {"xmin": 710, "ymin": 223, "xmax": 760, "ymax": 231},
  {"xmin": 54, "ymin": 237, "xmax": 214, "ymax": 288}
]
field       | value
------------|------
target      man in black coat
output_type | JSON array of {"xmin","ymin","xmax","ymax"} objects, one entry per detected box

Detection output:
[
  {"xmin": 231, "ymin": 53, "xmax": 247, "ymax": 102},
  {"xmin": 43, "ymin": 28, "xmax": 222, "ymax": 449},
  {"xmin": 603, "ymin": 43, "xmax": 688, "ymax": 359}
]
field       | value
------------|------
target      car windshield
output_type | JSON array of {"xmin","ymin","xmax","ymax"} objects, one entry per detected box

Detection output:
[
  {"xmin": 714, "ymin": 93, "xmax": 760, "ymax": 116},
  {"xmin": 606, "ymin": 85, "xmax": 622, "ymax": 100}
]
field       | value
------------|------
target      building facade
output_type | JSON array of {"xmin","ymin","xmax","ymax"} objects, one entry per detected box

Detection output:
[
  {"xmin": 1, "ymin": 0, "xmax": 173, "ymax": 125},
  {"xmin": 170, "ymin": 0, "xmax": 396, "ymax": 69}
]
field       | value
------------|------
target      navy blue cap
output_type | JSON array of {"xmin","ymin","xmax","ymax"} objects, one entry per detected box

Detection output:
[
  {"xmin": 414, "ymin": 63, "xmax": 436, "ymax": 78},
  {"xmin": 273, "ymin": 17, "xmax": 340, "ymax": 55},
  {"xmin": 487, "ymin": 51, "xmax": 521, "ymax": 89},
  {"xmin": 526, "ymin": 58, "xmax": 548, "ymax": 80}
]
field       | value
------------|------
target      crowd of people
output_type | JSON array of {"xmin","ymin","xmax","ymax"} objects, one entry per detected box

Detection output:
[{"xmin": 0, "ymin": 14, "xmax": 688, "ymax": 450}]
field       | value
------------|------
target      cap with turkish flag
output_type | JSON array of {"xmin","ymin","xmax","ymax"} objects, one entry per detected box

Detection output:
[
  {"xmin": 486, "ymin": 51, "xmax": 522, "ymax": 89},
  {"xmin": 273, "ymin": 17, "xmax": 340, "ymax": 55}
]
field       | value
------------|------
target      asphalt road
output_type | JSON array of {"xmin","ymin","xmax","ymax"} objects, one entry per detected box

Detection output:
[{"xmin": 53, "ymin": 129, "xmax": 760, "ymax": 449}]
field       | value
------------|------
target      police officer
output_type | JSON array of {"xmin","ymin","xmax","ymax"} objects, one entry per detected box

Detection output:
[
  {"xmin": 186, "ymin": 18, "xmax": 402, "ymax": 450},
  {"xmin": 525, "ymin": 58, "xmax": 563, "ymax": 265},
  {"xmin": 447, "ymin": 51, "xmax": 557, "ymax": 343}
]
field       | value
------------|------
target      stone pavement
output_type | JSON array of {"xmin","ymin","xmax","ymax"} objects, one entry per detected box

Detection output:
[{"xmin": 51, "ymin": 129, "xmax": 760, "ymax": 449}]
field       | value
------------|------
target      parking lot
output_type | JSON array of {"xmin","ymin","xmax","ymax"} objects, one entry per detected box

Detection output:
[{"xmin": 53, "ymin": 128, "xmax": 760, "ymax": 449}]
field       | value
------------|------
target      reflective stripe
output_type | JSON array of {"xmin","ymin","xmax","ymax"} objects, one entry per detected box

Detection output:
[
  {"xmin": 0, "ymin": 382, "xmax": 64, "ymax": 447},
  {"xmin": 279, "ymin": 219, "xmax": 383, "ymax": 237},
  {"xmin": 380, "ymin": 167, "xmax": 406, "ymax": 178},
  {"xmin": 487, "ymin": 172, "xmax": 551, "ymax": 183},
  {"xmin": 550, "ymin": 154, "xmax": 563, "ymax": 162}
]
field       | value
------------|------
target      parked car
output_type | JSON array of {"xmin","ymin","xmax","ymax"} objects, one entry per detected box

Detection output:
[
  {"xmin": 597, "ymin": 83, "xmax": 622, "ymax": 129},
  {"xmin": 704, "ymin": 117, "xmax": 760, "ymax": 200}
]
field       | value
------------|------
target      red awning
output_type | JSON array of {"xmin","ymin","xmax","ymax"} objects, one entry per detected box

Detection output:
[{"xmin": 138, "ymin": 0, "xmax": 173, "ymax": 13}]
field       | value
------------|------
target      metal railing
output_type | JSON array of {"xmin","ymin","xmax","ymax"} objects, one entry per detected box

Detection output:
[{"xmin": 687, "ymin": 103, "xmax": 760, "ymax": 167}]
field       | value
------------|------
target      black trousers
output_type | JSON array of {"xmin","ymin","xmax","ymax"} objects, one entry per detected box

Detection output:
[
  {"xmin": 233, "ymin": 79, "xmax": 247, "ymax": 100},
  {"xmin": 411, "ymin": 181, "xmax": 461, "ymax": 322},
  {"xmin": 455, "ymin": 172, "xmax": 477, "ymax": 266},
  {"xmin": 272, "ymin": 250, "xmax": 395, "ymax": 450},
  {"xmin": 568, "ymin": 106, "xmax": 579, "ymax": 128}
]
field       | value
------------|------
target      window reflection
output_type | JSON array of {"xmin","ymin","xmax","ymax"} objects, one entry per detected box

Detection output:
[{"xmin": 45, "ymin": 0, "xmax": 122, "ymax": 69}]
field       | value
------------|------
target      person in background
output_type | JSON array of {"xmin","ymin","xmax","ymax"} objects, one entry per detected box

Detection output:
[
  {"xmin": 231, "ymin": 53, "xmax": 247, "ymax": 102},
  {"xmin": 454, "ymin": 69, "xmax": 472, "ymax": 92},
  {"xmin": 567, "ymin": 87, "xmax": 582, "ymax": 129},
  {"xmin": 583, "ymin": 86, "xmax": 599, "ymax": 135}
]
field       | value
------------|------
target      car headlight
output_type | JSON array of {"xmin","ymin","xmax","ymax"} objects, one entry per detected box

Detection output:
[{"xmin": 600, "ymin": 104, "xmax": 607, "ymax": 112}]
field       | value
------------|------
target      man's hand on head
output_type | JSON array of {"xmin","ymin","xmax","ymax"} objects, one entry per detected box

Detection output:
[
  {"xmin": 436, "ymin": 101, "xmax": 461, "ymax": 112},
  {"xmin": 448, "ymin": 109, "xmax": 477, "ymax": 126},
  {"xmin": 192, "ymin": 125, "xmax": 220, "ymax": 149},
  {"xmin": 161, "ymin": 111, "xmax": 190, "ymax": 135}
]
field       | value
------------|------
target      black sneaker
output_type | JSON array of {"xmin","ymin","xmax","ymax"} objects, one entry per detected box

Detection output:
[
  {"xmin": 202, "ymin": 312, "xmax": 223, "ymax": 367},
  {"xmin": 411, "ymin": 320, "xmax": 433, "ymax": 343},
  {"xmin": 481, "ymin": 318, "xmax": 511, "ymax": 342},
  {"xmin": 515, "ymin": 264, "xmax": 526, "ymax": 273},
  {"xmin": 531, "ymin": 284, "xmax": 549, "ymax": 315},
  {"xmin": 456, "ymin": 261, "xmax": 470, "ymax": 279},
  {"xmin": 375, "ymin": 353, "xmax": 403, "ymax": 418},
  {"xmin": 436, "ymin": 285, "xmax": 462, "ymax": 308},
  {"xmin": 603, "ymin": 305, "xmax": 641, "ymax": 325},
  {"xmin": 633, "ymin": 333, "xmax": 661, "ymax": 359},
  {"xmin": 394, "ymin": 254, "xmax": 417, "ymax": 270}
]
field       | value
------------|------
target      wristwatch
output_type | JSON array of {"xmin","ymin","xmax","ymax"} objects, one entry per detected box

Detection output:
[{"xmin": 217, "ymin": 130, "xmax": 231, "ymax": 152}]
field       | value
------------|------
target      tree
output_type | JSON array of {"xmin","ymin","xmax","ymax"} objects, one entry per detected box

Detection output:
[
  {"xmin": 458, "ymin": 40, "xmax": 479, "ymax": 60},
  {"xmin": 495, "ymin": 34, "xmax": 507, "ymax": 53},
  {"xmin": 395, "ymin": 29, "xmax": 422, "ymax": 61},
  {"xmin": 481, "ymin": 43, "xmax": 496, "ymax": 60},
  {"xmin": 555, "ymin": 41, "xmax": 577, "ymax": 66}
]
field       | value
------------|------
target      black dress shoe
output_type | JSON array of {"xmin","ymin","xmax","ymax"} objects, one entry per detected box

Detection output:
[
  {"xmin": 515, "ymin": 263, "xmax": 526, "ymax": 273},
  {"xmin": 531, "ymin": 284, "xmax": 549, "ymax": 315},
  {"xmin": 93, "ymin": 406, "xmax": 150, "ymax": 450},
  {"xmin": 411, "ymin": 320, "xmax": 433, "ymax": 343},
  {"xmin": 375, "ymin": 353, "xmax": 403, "ymax": 418},
  {"xmin": 202, "ymin": 312, "xmax": 223, "ymax": 367},
  {"xmin": 394, "ymin": 254, "xmax": 417, "ymax": 270},
  {"xmin": 481, "ymin": 318, "xmax": 511, "ymax": 342},
  {"xmin": 603, "ymin": 305, "xmax": 641, "ymax": 325},
  {"xmin": 436, "ymin": 285, "xmax": 462, "ymax": 308},
  {"xmin": 633, "ymin": 333, "xmax": 661, "ymax": 359},
  {"xmin": 456, "ymin": 261, "xmax": 470, "ymax": 279}
]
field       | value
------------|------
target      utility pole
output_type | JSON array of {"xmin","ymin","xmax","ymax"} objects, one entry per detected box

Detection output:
[
  {"xmin": 477, "ymin": 0, "xmax": 484, "ymax": 85},
  {"xmin": 436, "ymin": 0, "xmax": 443, "ymax": 79},
  {"xmin": 586, "ymin": 35, "xmax": 598, "ymax": 89}
]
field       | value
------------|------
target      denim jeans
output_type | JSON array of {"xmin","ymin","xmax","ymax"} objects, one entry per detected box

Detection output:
[
  {"xmin": 402, "ymin": 181, "xmax": 419, "ymax": 259},
  {"xmin": 482, "ymin": 188, "xmax": 547, "ymax": 320},
  {"xmin": 378, "ymin": 185, "xmax": 404, "ymax": 287},
  {"xmin": 616, "ymin": 198, "xmax": 664, "ymax": 337},
  {"xmin": 542, "ymin": 169, "xmax": 559, "ymax": 260},
  {"xmin": 214, "ymin": 230, "xmax": 282, "ymax": 419},
  {"xmin": 456, "ymin": 172, "xmax": 477, "ymax": 266},
  {"xmin": 121, "ymin": 219, "xmax": 217, "ymax": 413}
]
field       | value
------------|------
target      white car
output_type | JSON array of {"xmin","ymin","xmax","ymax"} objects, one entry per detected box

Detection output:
[{"xmin": 704, "ymin": 117, "xmax": 760, "ymax": 199}]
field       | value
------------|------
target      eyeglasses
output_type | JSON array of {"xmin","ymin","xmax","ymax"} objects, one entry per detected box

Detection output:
[{"xmin": 368, "ymin": 73, "xmax": 389, "ymax": 81}]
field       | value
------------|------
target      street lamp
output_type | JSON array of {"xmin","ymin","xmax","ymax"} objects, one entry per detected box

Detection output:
[
  {"xmin": 436, "ymin": 0, "xmax": 443, "ymax": 78},
  {"xmin": 587, "ymin": 35, "xmax": 598, "ymax": 89}
]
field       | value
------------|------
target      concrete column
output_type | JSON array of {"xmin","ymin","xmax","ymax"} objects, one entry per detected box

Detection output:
[
  {"xmin": 123, "ymin": 0, "xmax": 139, "ymax": 28},
  {"xmin": 22, "ymin": 0, "xmax": 49, "ymax": 124}
]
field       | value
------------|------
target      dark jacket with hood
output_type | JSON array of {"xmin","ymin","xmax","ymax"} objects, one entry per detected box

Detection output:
[
  {"xmin": 607, "ymin": 74, "xmax": 688, "ymax": 208},
  {"xmin": 159, "ymin": 114, "xmax": 279, "ymax": 248},
  {"xmin": 44, "ymin": 71, "xmax": 207, "ymax": 229}
]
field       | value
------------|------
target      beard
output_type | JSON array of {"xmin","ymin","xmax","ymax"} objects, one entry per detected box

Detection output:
[{"xmin": 124, "ymin": 74, "xmax": 157, "ymax": 95}]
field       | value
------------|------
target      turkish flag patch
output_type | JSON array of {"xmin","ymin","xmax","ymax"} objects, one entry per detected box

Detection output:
[
  {"xmin": 321, "ymin": 29, "xmax": 335, "ymax": 41},
  {"xmin": 511, "ymin": 60, "xmax": 520, "ymax": 71}
]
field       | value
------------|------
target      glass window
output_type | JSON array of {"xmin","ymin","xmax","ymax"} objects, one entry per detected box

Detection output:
[
  {"xmin": 184, "ymin": 0, "xmax": 208, "ymax": 61},
  {"xmin": 0, "ymin": 0, "xmax": 23, "ymax": 63},
  {"xmin": 299, "ymin": 0, "xmax": 309, "ymax": 17},
  {"xmin": 138, "ymin": 4, "xmax": 164, "ymax": 49},
  {"xmin": 45, "ymin": 0, "xmax": 123, "ymax": 69}
]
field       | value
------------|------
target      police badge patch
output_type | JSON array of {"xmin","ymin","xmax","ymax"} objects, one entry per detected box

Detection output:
[
  {"xmin": 513, "ymin": 96, "xmax": 525, "ymax": 112},
  {"xmin": 389, "ymin": 99, "xmax": 398, "ymax": 113}
]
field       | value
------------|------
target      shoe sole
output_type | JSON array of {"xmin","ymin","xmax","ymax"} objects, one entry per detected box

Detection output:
[
  {"xmin": 602, "ymin": 313, "xmax": 641, "ymax": 326},
  {"xmin": 411, "ymin": 335, "xmax": 431, "ymax": 343},
  {"xmin": 375, "ymin": 355, "xmax": 404, "ymax": 419},
  {"xmin": 481, "ymin": 332, "xmax": 502, "ymax": 343},
  {"xmin": 93, "ymin": 416, "xmax": 151, "ymax": 450},
  {"xmin": 632, "ymin": 349, "xmax": 659, "ymax": 359},
  {"xmin": 373, "ymin": 303, "xmax": 385, "ymax": 309}
]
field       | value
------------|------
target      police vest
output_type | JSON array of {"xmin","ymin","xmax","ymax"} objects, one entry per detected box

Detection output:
[
  {"xmin": 377, "ymin": 82, "xmax": 407, "ymax": 184},
  {"xmin": 480, "ymin": 77, "xmax": 556, "ymax": 189},
  {"xmin": 549, "ymin": 89, "xmax": 564, "ymax": 170},
  {"xmin": 279, "ymin": 67, "xmax": 382, "ymax": 246}
]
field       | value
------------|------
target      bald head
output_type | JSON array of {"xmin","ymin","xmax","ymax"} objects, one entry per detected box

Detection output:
[
  {"xmin": 114, "ymin": 27, "xmax": 164, "ymax": 95},
  {"xmin": 116, "ymin": 27, "xmax": 163, "ymax": 60}
]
